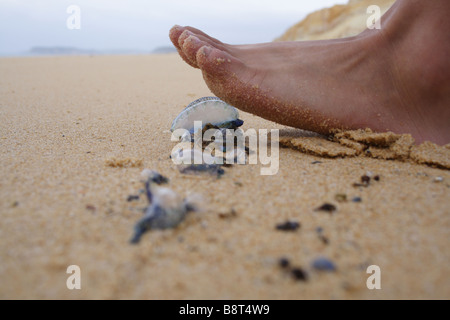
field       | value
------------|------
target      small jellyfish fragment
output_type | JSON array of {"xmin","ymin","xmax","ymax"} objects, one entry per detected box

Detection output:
[
  {"xmin": 178, "ymin": 163, "xmax": 225, "ymax": 177},
  {"xmin": 311, "ymin": 257, "xmax": 337, "ymax": 272},
  {"xmin": 130, "ymin": 170, "xmax": 196, "ymax": 244},
  {"xmin": 170, "ymin": 97, "xmax": 243, "ymax": 133}
]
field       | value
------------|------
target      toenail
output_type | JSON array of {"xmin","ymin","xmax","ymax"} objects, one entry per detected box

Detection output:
[
  {"xmin": 178, "ymin": 30, "xmax": 191, "ymax": 46},
  {"xmin": 182, "ymin": 30, "xmax": 193, "ymax": 36},
  {"xmin": 185, "ymin": 35, "xmax": 201, "ymax": 47}
]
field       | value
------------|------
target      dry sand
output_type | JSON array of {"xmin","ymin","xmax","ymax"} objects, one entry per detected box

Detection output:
[{"xmin": 0, "ymin": 54, "xmax": 449, "ymax": 299}]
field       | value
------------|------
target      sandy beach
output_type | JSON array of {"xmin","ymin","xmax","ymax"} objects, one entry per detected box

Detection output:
[{"xmin": 0, "ymin": 54, "xmax": 449, "ymax": 299}]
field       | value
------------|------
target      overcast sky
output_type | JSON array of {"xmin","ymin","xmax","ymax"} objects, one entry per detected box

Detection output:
[{"xmin": 0, "ymin": 0, "xmax": 348, "ymax": 54}]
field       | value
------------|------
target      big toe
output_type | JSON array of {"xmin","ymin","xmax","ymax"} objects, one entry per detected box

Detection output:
[{"xmin": 169, "ymin": 26, "xmax": 199, "ymax": 68}]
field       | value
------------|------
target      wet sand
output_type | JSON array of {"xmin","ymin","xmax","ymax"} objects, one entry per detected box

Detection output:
[{"xmin": 0, "ymin": 54, "xmax": 449, "ymax": 299}]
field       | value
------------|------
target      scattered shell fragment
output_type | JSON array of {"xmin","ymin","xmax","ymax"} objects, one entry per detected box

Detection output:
[{"xmin": 170, "ymin": 97, "xmax": 243, "ymax": 133}]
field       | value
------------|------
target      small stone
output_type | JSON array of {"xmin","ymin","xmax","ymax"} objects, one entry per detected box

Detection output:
[
  {"xmin": 352, "ymin": 196, "xmax": 362, "ymax": 203},
  {"xmin": 279, "ymin": 257, "xmax": 290, "ymax": 268},
  {"xmin": 276, "ymin": 221, "xmax": 300, "ymax": 231},
  {"xmin": 334, "ymin": 193, "xmax": 347, "ymax": 202},
  {"xmin": 434, "ymin": 176, "xmax": 444, "ymax": 183},
  {"xmin": 291, "ymin": 267, "xmax": 308, "ymax": 281},
  {"xmin": 361, "ymin": 175, "xmax": 371, "ymax": 184},
  {"xmin": 314, "ymin": 203, "xmax": 337, "ymax": 213},
  {"xmin": 374, "ymin": 175, "xmax": 380, "ymax": 181},
  {"xmin": 312, "ymin": 257, "xmax": 337, "ymax": 272},
  {"xmin": 127, "ymin": 195, "xmax": 140, "ymax": 202}
]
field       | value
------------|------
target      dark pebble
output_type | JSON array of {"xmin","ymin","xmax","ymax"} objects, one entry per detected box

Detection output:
[
  {"xmin": 291, "ymin": 267, "xmax": 308, "ymax": 281},
  {"xmin": 374, "ymin": 175, "xmax": 380, "ymax": 181},
  {"xmin": 276, "ymin": 221, "xmax": 300, "ymax": 231},
  {"xmin": 127, "ymin": 195, "xmax": 140, "ymax": 202},
  {"xmin": 311, "ymin": 161, "xmax": 322, "ymax": 164},
  {"xmin": 312, "ymin": 257, "xmax": 337, "ymax": 272},
  {"xmin": 314, "ymin": 203, "xmax": 337, "ymax": 213},
  {"xmin": 352, "ymin": 196, "xmax": 362, "ymax": 203},
  {"xmin": 361, "ymin": 175, "xmax": 371, "ymax": 184},
  {"xmin": 316, "ymin": 226, "xmax": 323, "ymax": 234},
  {"xmin": 279, "ymin": 257, "xmax": 290, "ymax": 268}
]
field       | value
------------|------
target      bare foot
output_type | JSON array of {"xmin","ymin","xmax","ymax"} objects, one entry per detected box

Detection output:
[{"xmin": 169, "ymin": 0, "xmax": 450, "ymax": 145}]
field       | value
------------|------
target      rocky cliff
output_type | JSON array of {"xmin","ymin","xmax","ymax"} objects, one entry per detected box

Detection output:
[{"xmin": 276, "ymin": 0, "xmax": 395, "ymax": 41}]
